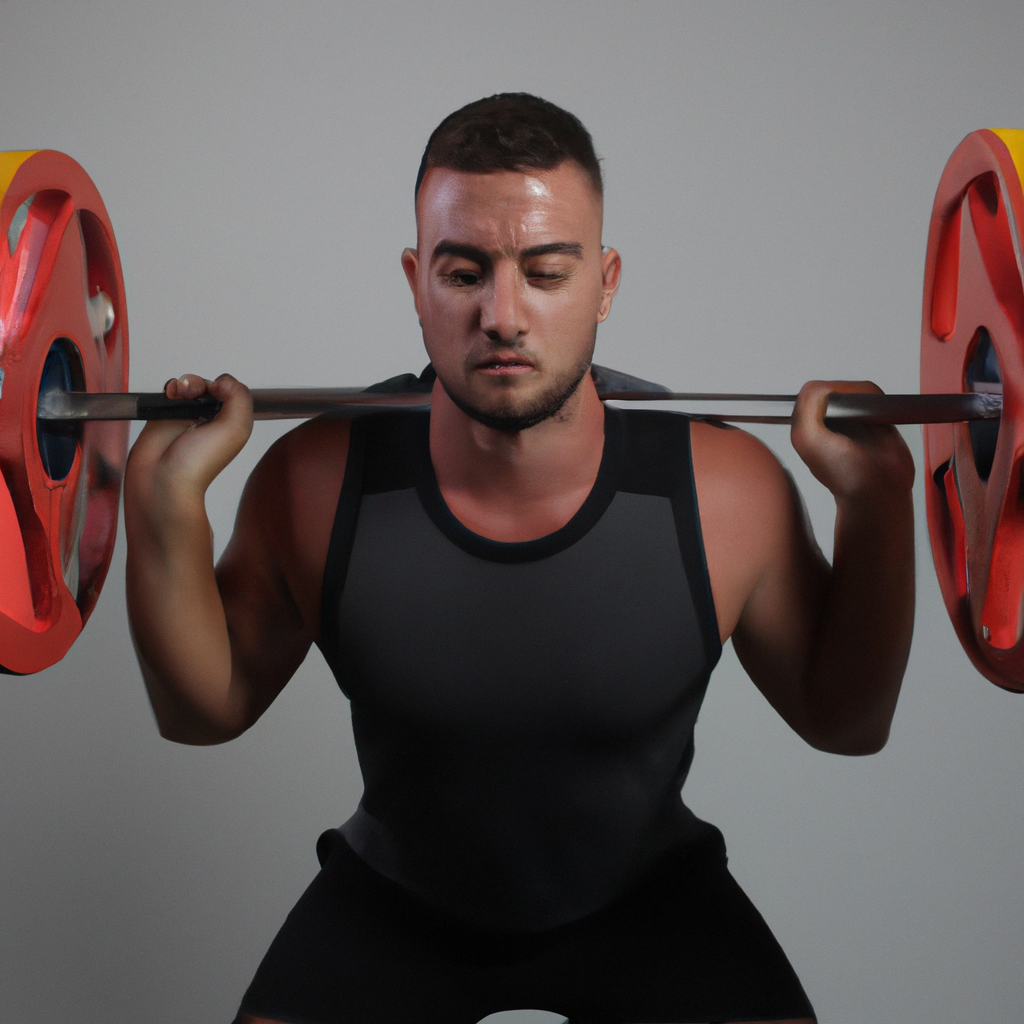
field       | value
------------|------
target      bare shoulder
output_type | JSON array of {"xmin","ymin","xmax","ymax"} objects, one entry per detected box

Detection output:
[
  {"xmin": 689, "ymin": 419, "xmax": 816, "ymax": 643},
  {"xmin": 689, "ymin": 418, "xmax": 798, "ymax": 527},
  {"xmin": 221, "ymin": 414, "xmax": 352, "ymax": 636},
  {"xmin": 248, "ymin": 413, "xmax": 352, "ymax": 515}
]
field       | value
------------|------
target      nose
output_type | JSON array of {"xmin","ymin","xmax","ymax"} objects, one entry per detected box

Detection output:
[{"xmin": 480, "ymin": 263, "xmax": 528, "ymax": 343}]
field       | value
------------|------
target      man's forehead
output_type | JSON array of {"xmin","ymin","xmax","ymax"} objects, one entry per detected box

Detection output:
[
  {"xmin": 417, "ymin": 164, "xmax": 601, "ymax": 214},
  {"xmin": 415, "ymin": 163, "xmax": 603, "ymax": 240},
  {"xmin": 420, "ymin": 166, "xmax": 555, "ymax": 201}
]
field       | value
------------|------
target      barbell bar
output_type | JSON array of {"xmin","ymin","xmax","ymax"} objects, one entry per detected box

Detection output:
[
  {"xmin": 3, "ymin": 133, "xmax": 1024, "ymax": 688},
  {"xmin": 33, "ymin": 381, "xmax": 1005, "ymax": 426}
]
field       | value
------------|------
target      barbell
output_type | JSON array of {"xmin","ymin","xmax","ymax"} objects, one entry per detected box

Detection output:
[{"xmin": 0, "ymin": 133, "xmax": 1022, "ymax": 690}]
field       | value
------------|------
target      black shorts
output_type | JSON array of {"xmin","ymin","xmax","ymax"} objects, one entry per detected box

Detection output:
[{"xmin": 236, "ymin": 828, "xmax": 815, "ymax": 1024}]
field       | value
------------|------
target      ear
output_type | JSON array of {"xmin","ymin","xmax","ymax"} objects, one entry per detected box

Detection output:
[
  {"xmin": 401, "ymin": 247, "xmax": 421, "ymax": 316},
  {"xmin": 597, "ymin": 247, "xmax": 621, "ymax": 323}
]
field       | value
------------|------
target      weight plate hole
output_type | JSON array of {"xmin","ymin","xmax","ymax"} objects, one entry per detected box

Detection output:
[
  {"xmin": 965, "ymin": 326, "xmax": 1001, "ymax": 482},
  {"xmin": 971, "ymin": 172, "xmax": 1000, "ymax": 217},
  {"xmin": 36, "ymin": 338, "xmax": 85, "ymax": 481},
  {"xmin": 79, "ymin": 210, "xmax": 120, "ymax": 360},
  {"xmin": 6, "ymin": 194, "xmax": 34, "ymax": 255}
]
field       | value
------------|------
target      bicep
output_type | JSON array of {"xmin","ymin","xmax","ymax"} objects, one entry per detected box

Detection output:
[
  {"xmin": 730, "ymin": 468, "xmax": 830, "ymax": 725},
  {"xmin": 214, "ymin": 418, "xmax": 349, "ymax": 729},
  {"xmin": 216, "ymin": 531, "xmax": 312, "ymax": 728},
  {"xmin": 693, "ymin": 423, "xmax": 829, "ymax": 725},
  {"xmin": 212, "ymin": 478, "xmax": 312, "ymax": 730}
]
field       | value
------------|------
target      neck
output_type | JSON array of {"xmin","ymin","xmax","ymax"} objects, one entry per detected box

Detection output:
[{"xmin": 428, "ymin": 374, "xmax": 607, "ymax": 541}]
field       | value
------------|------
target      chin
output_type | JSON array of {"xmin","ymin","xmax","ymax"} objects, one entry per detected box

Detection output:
[{"xmin": 444, "ymin": 362, "xmax": 591, "ymax": 433}]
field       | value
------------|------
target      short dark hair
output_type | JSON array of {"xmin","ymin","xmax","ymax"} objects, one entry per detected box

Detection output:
[{"xmin": 415, "ymin": 93, "xmax": 603, "ymax": 200}]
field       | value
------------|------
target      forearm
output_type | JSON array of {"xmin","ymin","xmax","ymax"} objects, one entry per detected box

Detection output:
[
  {"xmin": 123, "ymin": 376, "xmax": 258, "ymax": 744},
  {"xmin": 800, "ymin": 486, "xmax": 915, "ymax": 754},
  {"xmin": 126, "ymin": 488, "xmax": 248, "ymax": 744}
]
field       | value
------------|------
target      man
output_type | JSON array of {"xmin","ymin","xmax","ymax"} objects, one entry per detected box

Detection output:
[{"xmin": 125, "ymin": 94, "xmax": 915, "ymax": 1024}]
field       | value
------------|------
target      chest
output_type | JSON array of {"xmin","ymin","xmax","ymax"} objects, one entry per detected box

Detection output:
[{"xmin": 336, "ymin": 486, "xmax": 712, "ymax": 741}]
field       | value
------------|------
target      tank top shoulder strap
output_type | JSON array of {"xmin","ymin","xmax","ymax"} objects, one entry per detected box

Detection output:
[
  {"xmin": 615, "ymin": 408, "xmax": 722, "ymax": 663},
  {"xmin": 318, "ymin": 411, "xmax": 429, "ymax": 662}
]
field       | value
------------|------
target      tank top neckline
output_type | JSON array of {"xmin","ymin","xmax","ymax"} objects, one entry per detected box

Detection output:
[{"xmin": 415, "ymin": 406, "xmax": 626, "ymax": 564}]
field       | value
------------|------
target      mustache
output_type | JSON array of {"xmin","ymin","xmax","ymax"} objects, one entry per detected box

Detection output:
[{"xmin": 467, "ymin": 342, "xmax": 537, "ymax": 368}]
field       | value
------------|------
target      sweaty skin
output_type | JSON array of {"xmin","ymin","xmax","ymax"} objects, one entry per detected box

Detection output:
[{"xmin": 125, "ymin": 160, "xmax": 913, "ymax": 1024}]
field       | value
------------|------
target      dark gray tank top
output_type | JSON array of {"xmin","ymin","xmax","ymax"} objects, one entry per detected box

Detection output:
[{"xmin": 317, "ymin": 406, "xmax": 722, "ymax": 930}]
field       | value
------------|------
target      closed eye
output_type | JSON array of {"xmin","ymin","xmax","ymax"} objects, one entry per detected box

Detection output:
[{"xmin": 526, "ymin": 267, "xmax": 572, "ymax": 285}]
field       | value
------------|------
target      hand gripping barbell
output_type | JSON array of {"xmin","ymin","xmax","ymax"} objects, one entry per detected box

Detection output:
[{"xmin": 0, "ymin": 135, "xmax": 1021, "ymax": 688}]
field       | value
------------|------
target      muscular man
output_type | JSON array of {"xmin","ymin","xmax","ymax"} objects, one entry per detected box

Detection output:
[{"xmin": 125, "ymin": 95, "xmax": 914, "ymax": 1024}]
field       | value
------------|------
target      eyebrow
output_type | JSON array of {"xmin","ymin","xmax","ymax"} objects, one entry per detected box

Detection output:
[
  {"xmin": 523, "ymin": 242, "xmax": 584, "ymax": 259},
  {"xmin": 431, "ymin": 240, "xmax": 585, "ymax": 263}
]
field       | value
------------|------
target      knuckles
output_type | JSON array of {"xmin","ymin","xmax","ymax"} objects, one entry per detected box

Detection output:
[
  {"xmin": 128, "ymin": 372, "xmax": 253, "ymax": 492},
  {"xmin": 790, "ymin": 380, "xmax": 915, "ymax": 497},
  {"xmin": 165, "ymin": 372, "xmax": 250, "ymax": 402}
]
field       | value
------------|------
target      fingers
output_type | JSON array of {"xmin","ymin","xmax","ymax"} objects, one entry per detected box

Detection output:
[
  {"xmin": 158, "ymin": 373, "xmax": 252, "ymax": 423},
  {"xmin": 793, "ymin": 378, "xmax": 881, "ymax": 421},
  {"xmin": 129, "ymin": 373, "xmax": 254, "ymax": 499},
  {"xmin": 792, "ymin": 379, "xmax": 888, "ymax": 440},
  {"xmin": 164, "ymin": 372, "xmax": 246, "ymax": 407},
  {"xmin": 164, "ymin": 374, "xmax": 206, "ymax": 401},
  {"xmin": 791, "ymin": 380, "xmax": 915, "ymax": 499}
]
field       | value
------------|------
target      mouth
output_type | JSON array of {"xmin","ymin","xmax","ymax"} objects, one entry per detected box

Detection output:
[{"xmin": 475, "ymin": 355, "xmax": 536, "ymax": 376}]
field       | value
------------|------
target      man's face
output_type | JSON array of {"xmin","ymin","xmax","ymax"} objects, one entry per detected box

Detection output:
[{"xmin": 402, "ymin": 161, "xmax": 620, "ymax": 432}]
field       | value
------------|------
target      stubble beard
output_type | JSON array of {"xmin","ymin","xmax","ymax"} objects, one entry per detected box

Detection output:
[{"xmin": 443, "ymin": 352, "xmax": 594, "ymax": 433}]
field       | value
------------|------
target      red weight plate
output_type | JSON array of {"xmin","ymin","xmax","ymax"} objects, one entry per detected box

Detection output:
[
  {"xmin": 0, "ymin": 151, "xmax": 129, "ymax": 674},
  {"xmin": 922, "ymin": 129, "xmax": 1024, "ymax": 692}
]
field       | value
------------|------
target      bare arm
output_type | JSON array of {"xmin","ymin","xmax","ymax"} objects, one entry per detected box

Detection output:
[
  {"xmin": 124, "ymin": 374, "xmax": 348, "ymax": 745},
  {"xmin": 694, "ymin": 380, "xmax": 916, "ymax": 755}
]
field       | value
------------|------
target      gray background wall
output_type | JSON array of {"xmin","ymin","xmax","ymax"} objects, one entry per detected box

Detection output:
[{"xmin": 1, "ymin": 2, "xmax": 1023, "ymax": 1021}]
